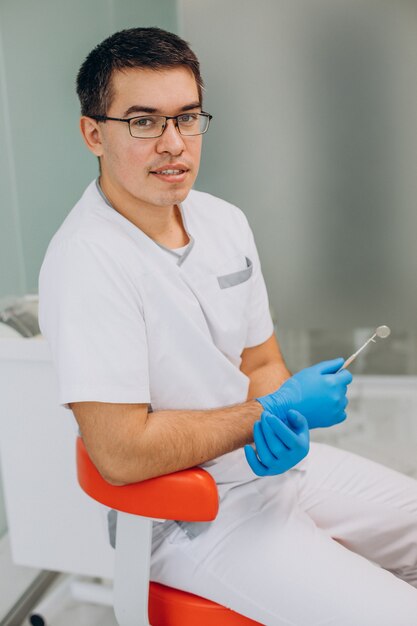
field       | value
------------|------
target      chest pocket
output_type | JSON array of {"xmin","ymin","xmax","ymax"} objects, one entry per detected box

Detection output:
[
  {"xmin": 178, "ymin": 255, "xmax": 253, "ymax": 365},
  {"xmin": 210, "ymin": 255, "xmax": 253, "ymax": 362},
  {"xmin": 217, "ymin": 257, "xmax": 253, "ymax": 289}
]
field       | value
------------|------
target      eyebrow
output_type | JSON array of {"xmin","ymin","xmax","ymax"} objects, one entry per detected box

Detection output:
[{"xmin": 122, "ymin": 102, "xmax": 202, "ymax": 117}]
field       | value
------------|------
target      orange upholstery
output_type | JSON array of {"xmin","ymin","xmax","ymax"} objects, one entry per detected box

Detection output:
[
  {"xmin": 76, "ymin": 437, "xmax": 262, "ymax": 625},
  {"xmin": 76, "ymin": 437, "xmax": 219, "ymax": 520},
  {"xmin": 149, "ymin": 582, "xmax": 263, "ymax": 625}
]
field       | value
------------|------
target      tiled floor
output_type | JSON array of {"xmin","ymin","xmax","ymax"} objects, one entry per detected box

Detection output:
[
  {"xmin": 21, "ymin": 602, "xmax": 117, "ymax": 626},
  {"xmin": 20, "ymin": 576, "xmax": 118, "ymax": 626}
]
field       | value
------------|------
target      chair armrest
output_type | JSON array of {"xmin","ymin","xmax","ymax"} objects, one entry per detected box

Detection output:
[{"xmin": 76, "ymin": 437, "xmax": 219, "ymax": 521}]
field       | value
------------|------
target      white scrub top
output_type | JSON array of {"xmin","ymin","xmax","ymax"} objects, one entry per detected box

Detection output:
[{"xmin": 38, "ymin": 180, "xmax": 274, "ymax": 485}]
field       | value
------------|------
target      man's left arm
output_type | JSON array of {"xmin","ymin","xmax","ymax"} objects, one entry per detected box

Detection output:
[{"xmin": 240, "ymin": 333, "xmax": 292, "ymax": 399}]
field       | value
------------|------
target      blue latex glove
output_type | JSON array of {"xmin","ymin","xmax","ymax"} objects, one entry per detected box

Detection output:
[
  {"xmin": 244, "ymin": 409, "xmax": 309, "ymax": 476},
  {"xmin": 257, "ymin": 358, "xmax": 353, "ymax": 429}
]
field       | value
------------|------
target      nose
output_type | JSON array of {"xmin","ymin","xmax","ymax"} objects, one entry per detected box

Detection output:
[{"xmin": 155, "ymin": 118, "xmax": 185, "ymax": 156}]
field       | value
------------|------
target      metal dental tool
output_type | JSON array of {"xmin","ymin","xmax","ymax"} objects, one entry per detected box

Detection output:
[{"xmin": 337, "ymin": 325, "xmax": 391, "ymax": 372}]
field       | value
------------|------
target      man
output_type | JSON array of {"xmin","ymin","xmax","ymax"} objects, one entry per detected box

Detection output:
[{"xmin": 39, "ymin": 27, "xmax": 417, "ymax": 625}]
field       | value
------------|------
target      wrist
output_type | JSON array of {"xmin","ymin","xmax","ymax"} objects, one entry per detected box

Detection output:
[
  {"xmin": 255, "ymin": 393, "xmax": 290, "ymax": 424},
  {"xmin": 248, "ymin": 399, "xmax": 264, "ymax": 419}
]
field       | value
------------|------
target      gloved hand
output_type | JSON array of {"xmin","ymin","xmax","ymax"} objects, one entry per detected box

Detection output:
[
  {"xmin": 244, "ymin": 409, "xmax": 309, "ymax": 476},
  {"xmin": 257, "ymin": 358, "xmax": 353, "ymax": 429}
]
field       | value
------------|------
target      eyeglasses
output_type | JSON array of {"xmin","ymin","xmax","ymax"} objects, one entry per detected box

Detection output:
[{"xmin": 88, "ymin": 112, "xmax": 213, "ymax": 138}]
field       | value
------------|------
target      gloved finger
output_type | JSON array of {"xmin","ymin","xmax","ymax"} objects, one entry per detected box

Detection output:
[
  {"xmin": 260, "ymin": 413, "xmax": 287, "ymax": 459},
  {"xmin": 287, "ymin": 410, "xmax": 310, "ymax": 451},
  {"xmin": 312, "ymin": 358, "xmax": 345, "ymax": 375},
  {"xmin": 321, "ymin": 375, "xmax": 343, "ymax": 390},
  {"xmin": 334, "ymin": 369, "xmax": 353, "ymax": 385},
  {"xmin": 323, "ymin": 374, "xmax": 352, "ymax": 391},
  {"xmin": 335, "ymin": 410, "xmax": 347, "ymax": 424},
  {"xmin": 244, "ymin": 444, "xmax": 267, "ymax": 476},
  {"xmin": 254, "ymin": 419, "xmax": 277, "ymax": 466},
  {"xmin": 286, "ymin": 409, "xmax": 309, "ymax": 435},
  {"xmin": 264, "ymin": 413, "xmax": 300, "ymax": 449},
  {"xmin": 341, "ymin": 396, "xmax": 348, "ymax": 410}
]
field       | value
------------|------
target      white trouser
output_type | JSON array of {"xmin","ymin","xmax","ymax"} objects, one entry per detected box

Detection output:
[{"xmin": 150, "ymin": 442, "xmax": 417, "ymax": 626}]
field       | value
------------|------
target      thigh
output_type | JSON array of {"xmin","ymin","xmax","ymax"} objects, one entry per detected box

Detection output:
[
  {"xmin": 299, "ymin": 442, "xmax": 417, "ymax": 572},
  {"xmin": 151, "ymin": 471, "xmax": 417, "ymax": 626}
]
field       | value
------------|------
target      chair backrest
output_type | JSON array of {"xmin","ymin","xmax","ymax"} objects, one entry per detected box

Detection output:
[{"xmin": 0, "ymin": 338, "xmax": 115, "ymax": 578}]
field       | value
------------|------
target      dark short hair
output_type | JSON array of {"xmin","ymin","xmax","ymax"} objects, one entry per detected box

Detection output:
[{"xmin": 76, "ymin": 27, "xmax": 203, "ymax": 117}]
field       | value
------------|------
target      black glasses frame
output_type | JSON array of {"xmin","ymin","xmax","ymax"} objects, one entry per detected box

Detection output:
[{"xmin": 87, "ymin": 112, "xmax": 213, "ymax": 138}]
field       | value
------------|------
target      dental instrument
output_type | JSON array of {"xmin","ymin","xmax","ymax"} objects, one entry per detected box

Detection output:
[{"xmin": 337, "ymin": 325, "xmax": 391, "ymax": 372}]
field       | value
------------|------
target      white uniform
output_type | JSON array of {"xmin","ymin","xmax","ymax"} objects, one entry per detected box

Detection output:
[
  {"xmin": 39, "ymin": 181, "xmax": 417, "ymax": 625},
  {"xmin": 38, "ymin": 179, "xmax": 274, "ymax": 489}
]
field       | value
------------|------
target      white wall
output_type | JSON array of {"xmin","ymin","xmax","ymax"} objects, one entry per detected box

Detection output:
[
  {"xmin": 0, "ymin": 0, "xmax": 178, "ymax": 300},
  {"xmin": 181, "ymin": 0, "xmax": 417, "ymax": 336}
]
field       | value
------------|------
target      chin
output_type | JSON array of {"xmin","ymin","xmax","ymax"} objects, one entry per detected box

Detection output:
[{"xmin": 157, "ymin": 187, "xmax": 192, "ymax": 206}]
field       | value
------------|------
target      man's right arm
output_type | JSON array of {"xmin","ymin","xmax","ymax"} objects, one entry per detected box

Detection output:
[
  {"xmin": 71, "ymin": 355, "xmax": 352, "ymax": 486},
  {"xmin": 70, "ymin": 400, "xmax": 263, "ymax": 485}
]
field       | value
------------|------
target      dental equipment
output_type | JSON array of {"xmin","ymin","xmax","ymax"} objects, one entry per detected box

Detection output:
[{"xmin": 337, "ymin": 325, "xmax": 391, "ymax": 372}]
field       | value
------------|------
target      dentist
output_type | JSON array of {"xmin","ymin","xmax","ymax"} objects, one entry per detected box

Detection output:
[{"xmin": 39, "ymin": 27, "xmax": 417, "ymax": 625}]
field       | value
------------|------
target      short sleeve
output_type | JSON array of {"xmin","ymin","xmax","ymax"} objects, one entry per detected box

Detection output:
[
  {"xmin": 244, "ymin": 222, "xmax": 274, "ymax": 348},
  {"xmin": 39, "ymin": 238, "xmax": 150, "ymax": 408}
]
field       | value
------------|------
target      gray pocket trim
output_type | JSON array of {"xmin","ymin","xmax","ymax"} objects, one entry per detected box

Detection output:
[{"xmin": 217, "ymin": 257, "xmax": 253, "ymax": 289}]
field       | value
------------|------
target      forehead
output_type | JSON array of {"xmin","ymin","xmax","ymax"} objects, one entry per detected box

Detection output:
[{"xmin": 108, "ymin": 66, "xmax": 200, "ymax": 114}]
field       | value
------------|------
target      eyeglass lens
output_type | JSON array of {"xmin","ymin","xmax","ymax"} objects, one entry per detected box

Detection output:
[{"xmin": 129, "ymin": 113, "xmax": 209, "ymax": 138}]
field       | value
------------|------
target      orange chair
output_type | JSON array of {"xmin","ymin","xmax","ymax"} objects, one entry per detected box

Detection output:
[{"xmin": 76, "ymin": 437, "xmax": 262, "ymax": 626}]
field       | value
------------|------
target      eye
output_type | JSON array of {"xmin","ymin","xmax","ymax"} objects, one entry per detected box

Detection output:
[
  {"xmin": 177, "ymin": 113, "xmax": 199, "ymax": 125},
  {"xmin": 132, "ymin": 116, "xmax": 157, "ymax": 128}
]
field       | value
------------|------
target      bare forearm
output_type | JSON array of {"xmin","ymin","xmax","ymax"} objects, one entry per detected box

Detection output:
[
  {"xmin": 240, "ymin": 334, "xmax": 292, "ymax": 399},
  {"xmin": 246, "ymin": 360, "xmax": 292, "ymax": 399},
  {"xmin": 112, "ymin": 400, "xmax": 263, "ymax": 484},
  {"xmin": 75, "ymin": 338, "xmax": 293, "ymax": 485},
  {"xmin": 118, "ymin": 361, "xmax": 290, "ymax": 483}
]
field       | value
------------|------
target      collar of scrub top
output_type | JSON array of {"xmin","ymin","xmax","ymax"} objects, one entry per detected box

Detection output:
[{"xmin": 95, "ymin": 178, "xmax": 195, "ymax": 267}]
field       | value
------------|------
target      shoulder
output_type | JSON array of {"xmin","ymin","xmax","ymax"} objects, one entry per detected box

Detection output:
[
  {"xmin": 42, "ymin": 181, "xmax": 137, "ymax": 267},
  {"xmin": 40, "ymin": 192, "xmax": 146, "ymax": 308},
  {"xmin": 184, "ymin": 189, "xmax": 250, "ymax": 234}
]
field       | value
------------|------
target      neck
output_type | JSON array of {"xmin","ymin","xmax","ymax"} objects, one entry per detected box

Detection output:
[{"xmin": 98, "ymin": 176, "xmax": 189, "ymax": 248}]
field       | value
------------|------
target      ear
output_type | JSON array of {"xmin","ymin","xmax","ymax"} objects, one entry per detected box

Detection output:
[{"xmin": 79, "ymin": 116, "xmax": 104, "ymax": 157}]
